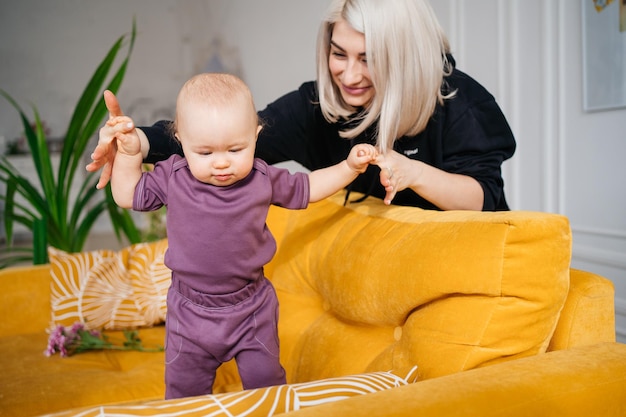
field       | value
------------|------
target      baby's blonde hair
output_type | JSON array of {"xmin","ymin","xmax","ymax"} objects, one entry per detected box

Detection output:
[
  {"xmin": 317, "ymin": 0, "xmax": 455, "ymax": 152},
  {"xmin": 174, "ymin": 73, "xmax": 258, "ymax": 135}
]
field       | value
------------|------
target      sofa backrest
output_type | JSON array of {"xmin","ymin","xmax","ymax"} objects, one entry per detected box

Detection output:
[{"xmin": 266, "ymin": 193, "xmax": 572, "ymax": 382}]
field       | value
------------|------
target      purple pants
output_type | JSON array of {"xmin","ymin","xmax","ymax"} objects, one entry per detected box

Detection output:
[{"xmin": 164, "ymin": 275, "xmax": 286, "ymax": 399}]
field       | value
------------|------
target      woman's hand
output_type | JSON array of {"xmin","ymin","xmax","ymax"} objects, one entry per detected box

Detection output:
[
  {"xmin": 86, "ymin": 90, "xmax": 130, "ymax": 189},
  {"xmin": 374, "ymin": 150, "xmax": 419, "ymax": 205},
  {"xmin": 374, "ymin": 150, "xmax": 484, "ymax": 209}
]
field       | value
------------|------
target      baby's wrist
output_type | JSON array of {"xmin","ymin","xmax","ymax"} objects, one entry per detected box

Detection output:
[
  {"xmin": 347, "ymin": 159, "xmax": 365, "ymax": 174},
  {"xmin": 117, "ymin": 149, "xmax": 142, "ymax": 159},
  {"xmin": 344, "ymin": 159, "xmax": 356, "ymax": 173}
]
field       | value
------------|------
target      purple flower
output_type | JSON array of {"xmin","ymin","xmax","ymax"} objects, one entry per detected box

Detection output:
[
  {"xmin": 44, "ymin": 325, "xmax": 69, "ymax": 357},
  {"xmin": 69, "ymin": 322, "xmax": 85, "ymax": 333},
  {"xmin": 44, "ymin": 322, "xmax": 163, "ymax": 357}
]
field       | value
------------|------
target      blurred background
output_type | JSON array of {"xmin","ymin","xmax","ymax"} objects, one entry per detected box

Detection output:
[{"xmin": 0, "ymin": 0, "xmax": 624, "ymax": 342}]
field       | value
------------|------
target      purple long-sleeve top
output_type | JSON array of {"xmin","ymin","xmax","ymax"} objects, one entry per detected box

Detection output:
[{"xmin": 133, "ymin": 155, "xmax": 310, "ymax": 294}]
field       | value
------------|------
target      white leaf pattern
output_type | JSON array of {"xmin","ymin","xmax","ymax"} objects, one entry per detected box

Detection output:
[
  {"xmin": 48, "ymin": 240, "xmax": 171, "ymax": 331},
  {"xmin": 44, "ymin": 367, "xmax": 418, "ymax": 417}
]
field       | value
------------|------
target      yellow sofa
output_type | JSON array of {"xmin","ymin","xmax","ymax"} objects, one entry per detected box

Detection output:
[{"xmin": 1, "ymin": 192, "xmax": 625, "ymax": 417}]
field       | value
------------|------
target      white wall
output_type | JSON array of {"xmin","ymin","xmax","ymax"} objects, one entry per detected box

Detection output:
[
  {"xmin": 433, "ymin": 0, "xmax": 626, "ymax": 343},
  {"xmin": 0, "ymin": 0, "xmax": 326, "ymax": 140},
  {"xmin": 1, "ymin": 0, "xmax": 624, "ymax": 341}
]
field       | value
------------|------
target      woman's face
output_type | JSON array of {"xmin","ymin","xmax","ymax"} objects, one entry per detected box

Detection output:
[{"xmin": 328, "ymin": 18, "xmax": 375, "ymax": 108}]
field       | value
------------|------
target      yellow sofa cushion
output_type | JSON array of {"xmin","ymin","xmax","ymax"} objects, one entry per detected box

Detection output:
[
  {"xmin": 270, "ymin": 194, "xmax": 572, "ymax": 381},
  {"xmin": 0, "ymin": 264, "xmax": 51, "ymax": 337},
  {"xmin": 549, "ymin": 269, "xmax": 616, "ymax": 350},
  {"xmin": 48, "ymin": 239, "xmax": 170, "ymax": 330},
  {"xmin": 45, "ymin": 367, "xmax": 417, "ymax": 417}
]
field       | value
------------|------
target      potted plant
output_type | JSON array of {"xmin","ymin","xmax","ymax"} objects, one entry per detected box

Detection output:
[{"xmin": 0, "ymin": 21, "xmax": 142, "ymax": 267}]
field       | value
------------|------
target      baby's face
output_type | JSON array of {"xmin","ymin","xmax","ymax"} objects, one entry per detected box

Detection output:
[{"xmin": 176, "ymin": 101, "xmax": 259, "ymax": 187}]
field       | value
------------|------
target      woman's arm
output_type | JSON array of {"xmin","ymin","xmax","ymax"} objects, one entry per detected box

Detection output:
[
  {"xmin": 376, "ymin": 152, "xmax": 484, "ymax": 210},
  {"xmin": 375, "ymin": 70, "xmax": 516, "ymax": 211}
]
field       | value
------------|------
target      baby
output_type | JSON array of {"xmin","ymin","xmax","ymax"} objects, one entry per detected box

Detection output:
[{"xmin": 105, "ymin": 73, "xmax": 377, "ymax": 399}]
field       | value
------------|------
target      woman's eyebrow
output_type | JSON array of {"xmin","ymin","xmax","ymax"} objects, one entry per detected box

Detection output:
[
  {"xmin": 329, "ymin": 40, "xmax": 366, "ymax": 57},
  {"xmin": 329, "ymin": 40, "xmax": 345, "ymax": 51}
]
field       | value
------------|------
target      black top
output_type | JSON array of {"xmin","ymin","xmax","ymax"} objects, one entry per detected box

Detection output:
[{"xmin": 143, "ymin": 65, "xmax": 516, "ymax": 211}]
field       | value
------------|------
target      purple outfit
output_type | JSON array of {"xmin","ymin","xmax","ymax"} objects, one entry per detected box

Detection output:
[{"xmin": 133, "ymin": 155, "xmax": 310, "ymax": 398}]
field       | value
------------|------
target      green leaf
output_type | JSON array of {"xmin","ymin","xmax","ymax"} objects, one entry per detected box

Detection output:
[
  {"xmin": 0, "ymin": 94, "xmax": 56, "ymax": 211},
  {"xmin": 0, "ymin": 162, "xmax": 49, "ymax": 219},
  {"xmin": 32, "ymin": 109, "xmax": 58, "ymax": 217},
  {"xmin": 3, "ymin": 178, "xmax": 17, "ymax": 245},
  {"xmin": 68, "ymin": 172, "xmax": 100, "ymax": 228},
  {"xmin": 73, "ymin": 200, "xmax": 107, "ymax": 252},
  {"xmin": 32, "ymin": 217, "xmax": 48, "ymax": 264},
  {"xmin": 104, "ymin": 185, "xmax": 142, "ymax": 244}
]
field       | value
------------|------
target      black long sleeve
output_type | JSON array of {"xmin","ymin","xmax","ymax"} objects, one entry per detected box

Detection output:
[
  {"xmin": 142, "ymin": 65, "xmax": 515, "ymax": 210},
  {"xmin": 141, "ymin": 120, "xmax": 183, "ymax": 165}
]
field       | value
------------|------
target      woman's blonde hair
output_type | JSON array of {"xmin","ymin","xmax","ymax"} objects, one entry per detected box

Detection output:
[{"xmin": 317, "ymin": 0, "xmax": 454, "ymax": 152}]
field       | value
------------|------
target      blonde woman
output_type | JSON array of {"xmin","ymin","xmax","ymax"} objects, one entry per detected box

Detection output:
[{"xmin": 91, "ymin": 0, "xmax": 515, "ymax": 211}]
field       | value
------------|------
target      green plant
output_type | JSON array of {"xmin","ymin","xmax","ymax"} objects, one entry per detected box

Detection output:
[{"xmin": 0, "ymin": 21, "xmax": 142, "ymax": 267}]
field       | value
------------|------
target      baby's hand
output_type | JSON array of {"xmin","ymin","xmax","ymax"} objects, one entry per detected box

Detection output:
[
  {"xmin": 348, "ymin": 143, "xmax": 378, "ymax": 173},
  {"xmin": 107, "ymin": 116, "xmax": 141, "ymax": 156}
]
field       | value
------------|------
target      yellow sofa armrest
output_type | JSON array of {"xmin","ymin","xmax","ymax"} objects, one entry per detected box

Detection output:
[
  {"xmin": 43, "ymin": 343, "xmax": 626, "ymax": 417},
  {"xmin": 286, "ymin": 342, "xmax": 626, "ymax": 417},
  {"xmin": 0, "ymin": 264, "xmax": 51, "ymax": 337},
  {"xmin": 549, "ymin": 269, "xmax": 616, "ymax": 350}
]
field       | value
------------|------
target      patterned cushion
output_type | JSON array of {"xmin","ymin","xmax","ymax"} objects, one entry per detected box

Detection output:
[
  {"xmin": 46, "ymin": 367, "xmax": 418, "ymax": 417},
  {"xmin": 48, "ymin": 239, "xmax": 170, "ymax": 330}
]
